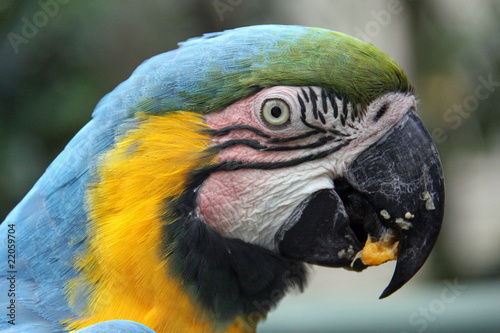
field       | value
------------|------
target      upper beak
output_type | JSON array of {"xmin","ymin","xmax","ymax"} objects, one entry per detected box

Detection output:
[{"xmin": 275, "ymin": 109, "xmax": 445, "ymax": 298}]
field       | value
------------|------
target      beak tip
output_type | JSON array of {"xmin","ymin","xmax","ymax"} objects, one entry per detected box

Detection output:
[
  {"xmin": 379, "ymin": 290, "xmax": 391, "ymax": 300},
  {"xmin": 378, "ymin": 267, "xmax": 414, "ymax": 299},
  {"xmin": 379, "ymin": 222, "xmax": 443, "ymax": 299},
  {"xmin": 379, "ymin": 277, "xmax": 403, "ymax": 299}
]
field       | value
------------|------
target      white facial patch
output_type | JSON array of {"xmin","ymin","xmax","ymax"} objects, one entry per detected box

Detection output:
[{"xmin": 196, "ymin": 161, "xmax": 335, "ymax": 251}]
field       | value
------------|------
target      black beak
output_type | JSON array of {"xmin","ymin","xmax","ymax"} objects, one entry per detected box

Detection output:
[{"xmin": 275, "ymin": 109, "xmax": 445, "ymax": 298}]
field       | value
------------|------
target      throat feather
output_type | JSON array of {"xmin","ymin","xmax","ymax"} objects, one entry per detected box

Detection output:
[{"xmin": 165, "ymin": 194, "xmax": 307, "ymax": 327}]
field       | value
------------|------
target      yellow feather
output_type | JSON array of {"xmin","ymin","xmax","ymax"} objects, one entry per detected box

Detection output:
[{"xmin": 66, "ymin": 111, "xmax": 253, "ymax": 333}]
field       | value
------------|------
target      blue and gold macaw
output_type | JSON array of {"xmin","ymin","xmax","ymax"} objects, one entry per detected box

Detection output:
[{"xmin": 0, "ymin": 25, "xmax": 444, "ymax": 332}]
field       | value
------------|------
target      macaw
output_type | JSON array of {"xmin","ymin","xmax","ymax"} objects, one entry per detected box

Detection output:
[{"xmin": 0, "ymin": 25, "xmax": 444, "ymax": 333}]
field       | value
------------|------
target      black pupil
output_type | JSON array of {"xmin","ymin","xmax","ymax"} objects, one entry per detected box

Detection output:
[{"xmin": 270, "ymin": 106, "xmax": 282, "ymax": 118}]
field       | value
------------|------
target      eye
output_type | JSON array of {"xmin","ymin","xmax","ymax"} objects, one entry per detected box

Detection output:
[{"xmin": 261, "ymin": 99, "xmax": 290, "ymax": 127}]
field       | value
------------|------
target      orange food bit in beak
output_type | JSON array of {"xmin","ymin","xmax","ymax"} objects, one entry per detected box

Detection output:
[{"xmin": 361, "ymin": 231, "xmax": 399, "ymax": 266}]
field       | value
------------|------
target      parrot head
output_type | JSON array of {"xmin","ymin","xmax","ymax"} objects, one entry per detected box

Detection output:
[
  {"xmin": 154, "ymin": 25, "xmax": 444, "ymax": 300},
  {"xmin": 3, "ymin": 25, "xmax": 444, "ymax": 333}
]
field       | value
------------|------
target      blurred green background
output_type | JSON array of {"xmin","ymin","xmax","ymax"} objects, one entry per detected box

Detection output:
[{"xmin": 1, "ymin": 0, "xmax": 499, "ymax": 332}]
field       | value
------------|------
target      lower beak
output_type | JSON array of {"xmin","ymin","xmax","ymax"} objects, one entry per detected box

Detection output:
[{"xmin": 275, "ymin": 110, "xmax": 445, "ymax": 298}]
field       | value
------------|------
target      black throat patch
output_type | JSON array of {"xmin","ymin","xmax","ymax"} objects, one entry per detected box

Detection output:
[{"xmin": 162, "ymin": 167, "xmax": 308, "ymax": 327}]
